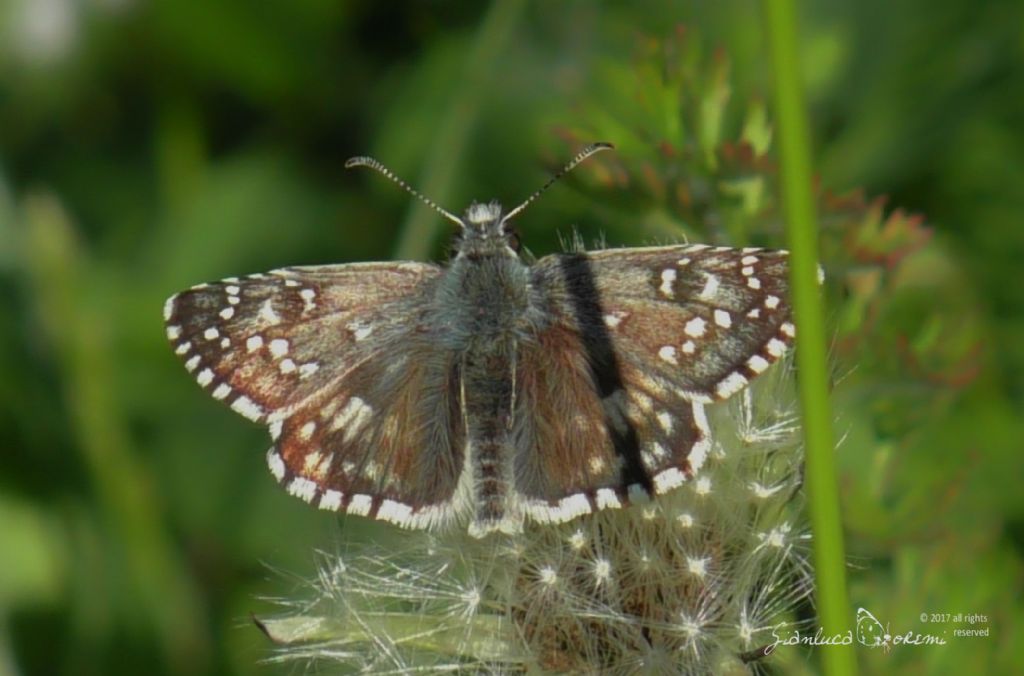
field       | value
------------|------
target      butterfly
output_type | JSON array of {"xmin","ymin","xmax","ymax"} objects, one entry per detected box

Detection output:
[{"xmin": 163, "ymin": 143, "xmax": 797, "ymax": 537}]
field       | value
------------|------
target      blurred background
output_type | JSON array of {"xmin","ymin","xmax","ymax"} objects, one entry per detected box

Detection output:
[{"xmin": 1, "ymin": 0, "xmax": 1021, "ymax": 674}]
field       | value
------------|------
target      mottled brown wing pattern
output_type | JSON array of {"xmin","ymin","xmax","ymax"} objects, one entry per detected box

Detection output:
[
  {"xmin": 513, "ymin": 322, "xmax": 709, "ymax": 523},
  {"xmin": 164, "ymin": 262, "xmax": 469, "ymax": 527},
  {"xmin": 573, "ymin": 244, "xmax": 795, "ymax": 402},
  {"xmin": 514, "ymin": 244, "xmax": 794, "ymax": 518},
  {"xmin": 269, "ymin": 343, "xmax": 467, "ymax": 529}
]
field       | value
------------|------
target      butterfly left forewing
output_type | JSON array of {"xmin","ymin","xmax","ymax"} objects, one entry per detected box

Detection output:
[
  {"xmin": 164, "ymin": 262, "xmax": 444, "ymax": 420},
  {"xmin": 165, "ymin": 262, "xmax": 472, "ymax": 528}
]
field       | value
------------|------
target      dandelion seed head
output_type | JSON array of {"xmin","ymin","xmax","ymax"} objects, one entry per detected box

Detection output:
[
  {"xmin": 686, "ymin": 556, "xmax": 710, "ymax": 579},
  {"xmin": 592, "ymin": 557, "xmax": 612, "ymax": 584},
  {"xmin": 261, "ymin": 354, "xmax": 818, "ymax": 673},
  {"xmin": 539, "ymin": 565, "xmax": 558, "ymax": 586}
]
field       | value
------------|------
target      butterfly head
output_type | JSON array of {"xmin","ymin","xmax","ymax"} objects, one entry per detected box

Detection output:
[
  {"xmin": 455, "ymin": 201, "xmax": 521, "ymax": 258},
  {"xmin": 344, "ymin": 143, "xmax": 613, "ymax": 262}
]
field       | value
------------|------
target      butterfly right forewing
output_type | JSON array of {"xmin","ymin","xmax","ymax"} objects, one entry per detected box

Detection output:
[
  {"xmin": 580, "ymin": 244, "xmax": 796, "ymax": 403},
  {"xmin": 511, "ymin": 244, "xmax": 794, "ymax": 519}
]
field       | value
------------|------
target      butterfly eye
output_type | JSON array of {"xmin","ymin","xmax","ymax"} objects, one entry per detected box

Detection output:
[{"xmin": 503, "ymin": 225, "xmax": 521, "ymax": 252}]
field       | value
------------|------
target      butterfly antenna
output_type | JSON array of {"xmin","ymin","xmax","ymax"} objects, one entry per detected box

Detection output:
[
  {"xmin": 504, "ymin": 142, "xmax": 614, "ymax": 221},
  {"xmin": 345, "ymin": 155, "xmax": 464, "ymax": 227}
]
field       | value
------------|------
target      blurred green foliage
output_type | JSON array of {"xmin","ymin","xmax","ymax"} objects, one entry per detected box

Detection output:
[{"xmin": 1, "ymin": 1, "xmax": 1021, "ymax": 675}]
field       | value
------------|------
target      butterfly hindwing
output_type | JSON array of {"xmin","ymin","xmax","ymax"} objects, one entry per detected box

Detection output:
[
  {"xmin": 513, "ymin": 322, "xmax": 710, "ymax": 521},
  {"xmin": 270, "ymin": 343, "xmax": 467, "ymax": 529}
]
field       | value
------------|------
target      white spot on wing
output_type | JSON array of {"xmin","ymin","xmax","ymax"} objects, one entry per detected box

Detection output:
[
  {"xmin": 319, "ymin": 490, "xmax": 343, "ymax": 511},
  {"xmin": 219, "ymin": 306, "xmax": 235, "ymax": 320},
  {"xmin": 379, "ymin": 499, "xmax": 412, "ymax": 525},
  {"xmin": 163, "ymin": 296, "xmax": 175, "ymax": 322},
  {"xmin": 557, "ymin": 494, "xmax": 592, "ymax": 520},
  {"xmin": 713, "ymin": 309, "xmax": 732, "ymax": 328},
  {"xmin": 258, "ymin": 299, "xmax": 281, "ymax": 325},
  {"xmin": 175, "ymin": 342, "xmax": 192, "ymax": 356},
  {"xmin": 682, "ymin": 340, "xmax": 696, "ymax": 354},
  {"xmin": 347, "ymin": 494, "xmax": 372, "ymax": 516},
  {"xmin": 287, "ymin": 477, "xmax": 318, "ymax": 502},
  {"xmin": 246, "ymin": 335, "xmax": 263, "ymax": 352},
  {"xmin": 269, "ymin": 338, "xmax": 289, "ymax": 358},
  {"xmin": 767, "ymin": 338, "xmax": 787, "ymax": 357},
  {"xmin": 765, "ymin": 295, "xmax": 780, "ymax": 310},
  {"xmin": 659, "ymin": 268, "xmax": 676, "ymax": 297},
  {"xmin": 300, "ymin": 288, "xmax": 316, "ymax": 313},
  {"xmin": 166, "ymin": 326, "xmax": 181, "ymax": 340},
  {"xmin": 715, "ymin": 372, "xmax": 748, "ymax": 399},
  {"xmin": 684, "ymin": 317, "xmax": 706, "ymax": 338},
  {"xmin": 203, "ymin": 327, "xmax": 219, "ymax": 340},
  {"xmin": 212, "ymin": 383, "xmax": 231, "ymax": 400},
  {"xmin": 298, "ymin": 362, "xmax": 319, "ymax": 378},
  {"xmin": 330, "ymin": 397, "xmax": 374, "ymax": 441},
  {"xmin": 185, "ymin": 355, "xmax": 200, "ymax": 372},
  {"xmin": 780, "ymin": 322, "xmax": 796, "ymax": 337},
  {"xmin": 747, "ymin": 277, "xmax": 762, "ymax": 290},
  {"xmin": 689, "ymin": 403, "xmax": 711, "ymax": 473},
  {"xmin": 658, "ymin": 345, "xmax": 678, "ymax": 364},
  {"xmin": 697, "ymin": 273, "xmax": 720, "ymax": 300},
  {"xmin": 299, "ymin": 421, "xmax": 316, "ymax": 440},
  {"xmin": 603, "ymin": 312, "xmax": 627, "ymax": 328},
  {"xmin": 230, "ymin": 395, "xmax": 264, "ymax": 421},
  {"xmin": 747, "ymin": 355, "xmax": 770, "ymax": 373},
  {"xmin": 742, "ymin": 255, "xmax": 759, "ymax": 265},
  {"xmin": 267, "ymin": 449, "xmax": 286, "ymax": 481},
  {"xmin": 302, "ymin": 450, "xmax": 322, "ymax": 474},
  {"xmin": 197, "ymin": 368, "xmax": 213, "ymax": 387},
  {"xmin": 654, "ymin": 467, "xmax": 686, "ymax": 493},
  {"xmin": 347, "ymin": 321, "xmax": 373, "ymax": 341},
  {"xmin": 279, "ymin": 358, "xmax": 296, "ymax": 374},
  {"xmin": 595, "ymin": 488, "xmax": 621, "ymax": 510}
]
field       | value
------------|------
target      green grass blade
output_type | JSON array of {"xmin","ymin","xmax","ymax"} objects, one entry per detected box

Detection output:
[{"xmin": 764, "ymin": 1, "xmax": 857, "ymax": 674}]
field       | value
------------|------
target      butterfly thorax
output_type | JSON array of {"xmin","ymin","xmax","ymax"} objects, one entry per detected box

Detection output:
[{"xmin": 439, "ymin": 202, "xmax": 533, "ymax": 350}]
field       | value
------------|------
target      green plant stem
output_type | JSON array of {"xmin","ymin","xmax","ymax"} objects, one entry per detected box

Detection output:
[
  {"xmin": 763, "ymin": 1, "xmax": 856, "ymax": 674},
  {"xmin": 393, "ymin": 0, "xmax": 525, "ymax": 261}
]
